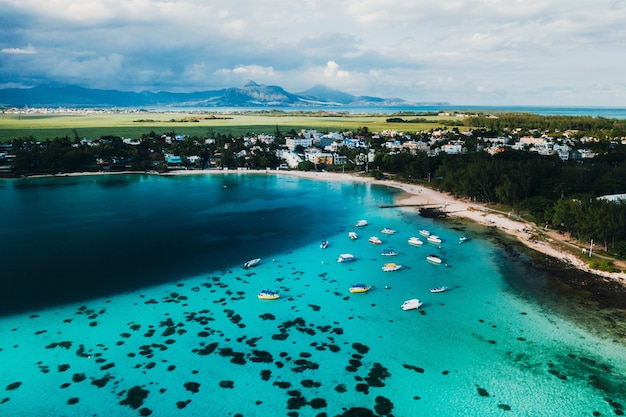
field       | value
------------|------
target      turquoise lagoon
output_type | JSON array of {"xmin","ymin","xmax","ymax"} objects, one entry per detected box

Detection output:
[{"xmin": 0, "ymin": 173, "xmax": 625, "ymax": 416}]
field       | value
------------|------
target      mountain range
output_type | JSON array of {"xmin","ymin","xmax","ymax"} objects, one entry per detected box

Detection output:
[{"xmin": 0, "ymin": 81, "xmax": 448, "ymax": 108}]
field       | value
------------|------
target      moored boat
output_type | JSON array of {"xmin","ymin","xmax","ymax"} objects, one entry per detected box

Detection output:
[
  {"xmin": 427, "ymin": 235, "xmax": 442, "ymax": 244},
  {"xmin": 349, "ymin": 231, "xmax": 358, "ymax": 240},
  {"xmin": 380, "ymin": 227, "xmax": 396, "ymax": 235},
  {"xmin": 459, "ymin": 236, "xmax": 469, "ymax": 244},
  {"xmin": 258, "ymin": 289, "xmax": 280, "ymax": 300},
  {"xmin": 401, "ymin": 299, "xmax": 423, "ymax": 310},
  {"xmin": 382, "ymin": 262, "xmax": 402, "ymax": 272},
  {"xmin": 381, "ymin": 248, "xmax": 399, "ymax": 256},
  {"xmin": 355, "ymin": 220, "xmax": 368, "ymax": 227},
  {"xmin": 337, "ymin": 253, "xmax": 355, "ymax": 263},
  {"xmin": 349, "ymin": 283, "xmax": 371, "ymax": 293},
  {"xmin": 244, "ymin": 258, "xmax": 261, "ymax": 269},
  {"xmin": 320, "ymin": 240, "xmax": 329, "ymax": 249},
  {"xmin": 368, "ymin": 236, "xmax": 382, "ymax": 245},
  {"xmin": 419, "ymin": 229, "xmax": 431, "ymax": 237},
  {"xmin": 430, "ymin": 286, "xmax": 450, "ymax": 293},
  {"xmin": 408, "ymin": 237, "xmax": 423, "ymax": 246},
  {"xmin": 426, "ymin": 254, "xmax": 443, "ymax": 264}
]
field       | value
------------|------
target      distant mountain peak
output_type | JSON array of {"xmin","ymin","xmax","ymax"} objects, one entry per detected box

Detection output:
[
  {"xmin": 298, "ymin": 85, "xmax": 357, "ymax": 105},
  {"xmin": 243, "ymin": 80, "xmax": 260, "ymax": 88},
  {"xmin": 0, "ymin": 82, "xmax": 448, "ymax": 108}
]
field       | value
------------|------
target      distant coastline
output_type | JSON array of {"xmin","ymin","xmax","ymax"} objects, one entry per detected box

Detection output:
[
  {"xmin": 152, "ymin": 105, "xmax": 626, "ymax": 119},
  {"xmin": 4, "ymin": 104, "xmax": 626, "ymax": 119}
]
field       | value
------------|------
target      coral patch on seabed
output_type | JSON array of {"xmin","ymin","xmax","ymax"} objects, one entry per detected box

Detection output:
[
  {"xmin": 1, "ymin": 174, "xmax": 626, "ymax": 416},
  {"xmin": 119, "ymin": 386, "xmax": 149, "ymax": 410},
  {"xmin": 219, "ymin": 380, "xmax": 234, "ymax": 389},
  {"xmin": 184, "ymin": 382, "xmax": 200, "ymax": 393}
]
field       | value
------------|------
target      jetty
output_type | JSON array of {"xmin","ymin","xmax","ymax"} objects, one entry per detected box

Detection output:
[
  {"xmin": 379, "ymin": 203, "xmax": 440, "ymax": 209},
  {"xmin": 379, "ymin": 203, "xmax": 448, "ymax": 218}
]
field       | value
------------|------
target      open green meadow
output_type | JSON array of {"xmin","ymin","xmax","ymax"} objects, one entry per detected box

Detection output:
[{"xmin": 0, "ymin": 111, "xmax": 466, "ymax": 142}]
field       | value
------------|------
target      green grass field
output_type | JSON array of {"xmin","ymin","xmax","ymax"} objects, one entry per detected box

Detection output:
[{"xmin": 0, "ymin": 111, "xmax": 467, "ymax": 142}]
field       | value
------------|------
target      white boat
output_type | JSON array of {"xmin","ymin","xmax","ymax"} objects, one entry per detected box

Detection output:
[
  {"xmin": 368, "ymin": 236, "xmax": 382, "ymax": 245},
  {"xmin": 320, "ymin": 240, "xmax": 329, "ymax": 249},
  {"xmin": 258, "ymin": 289, "xmax": 280, "ymax": 300},
  {"xmin": 355, "ymin": 220, "xmax": 368, "ymax": 227},
  {"xmin": 244, "ymin": 258, "xmax": 261, "ymax": 269},
  {"xmin": 337, "ymin": 253, "xmax": 355, "ymax": 263},
  {"xmin": 349, "ymin": 231, "xmax": 358, "ymax": 240},
  {"xmin": 430, "ymin": 286, "xmax": 450, "ymax": 293},
  {"xmin": 380, "ymin": 248, "xmax": 399, "ymax": 256},
  {"xmin": 419, "ymin": 229, "xmax": 431, "ymax": 237},
  {"xmin": 401, "ymin": 299, "xmax": 423, "ymax": 310},
  {"xmin": 380, "ymin": 227, "xmax": 396, "ymax": 235},
  {"xmin": 459, "ymin": 236, "xmax": 469, "ymax": 244},
  {"xmin": 382, "ymin": 263, "xmax": 402, "ymax": 272},
  {"xmin": 407, "ymin": 237, "xmax": 423, "ymax": 246},
  {"xmin": 427, "ymin": 235, "xmax": 442, "ymax": 244},
  {"xmin": 426, "ymin": 254, "xmax": 443, "ymax": 264}
]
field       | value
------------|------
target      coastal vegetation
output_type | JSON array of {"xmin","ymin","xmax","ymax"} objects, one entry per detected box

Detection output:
[
  {"xmin": 3, "ymin": 109, "xmax": 626, "ymax": 262},
  {"xmin": 464, "ymin": 113, "xmax": 624, "ymax": 135},
  {"xmin": 420, "ymin": 151, "xmax": 626, "ymax": 254}
]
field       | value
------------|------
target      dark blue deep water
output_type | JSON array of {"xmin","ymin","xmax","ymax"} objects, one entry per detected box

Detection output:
[{"xmin": 0, "ymin": 173, "xmax": 374, "ymax": 315}]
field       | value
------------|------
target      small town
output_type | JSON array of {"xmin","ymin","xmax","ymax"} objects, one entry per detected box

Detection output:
[{"xmin": 0, "ymin": 110, "xmax": 617, "ymax": 175}]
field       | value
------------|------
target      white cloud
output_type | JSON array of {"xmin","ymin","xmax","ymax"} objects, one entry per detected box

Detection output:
[
  {"xmin": 1, "ymin": 0, "xmax": 626, "ymax": 105},
  {"xmin": 211, "ymin": 64, "xmax": 277, "ymax": 86},
  {"xmin": 323, "ymin": 61, "xmax": 349, "ymax": 79},
  {"xmin": 230, "ymin": 65, "xmax": 275, "ymax": 77},
  {"xmin": 1, "ymin": 45, "xmax": 37, "ymax": 54}
]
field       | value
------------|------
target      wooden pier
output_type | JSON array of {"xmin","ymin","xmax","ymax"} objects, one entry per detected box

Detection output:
[
  {"xmin": 379, "ymin": 203, "xmax": 448, "ymax": 218},
  {"xmin": 378, "ymin": 203, "xmax": 441, "ymax": 209}
]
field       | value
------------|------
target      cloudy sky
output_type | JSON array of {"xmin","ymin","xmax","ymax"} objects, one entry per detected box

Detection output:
[{"xmin": 1, "ymin": 0, "xmax": 625, "ymax": 106}]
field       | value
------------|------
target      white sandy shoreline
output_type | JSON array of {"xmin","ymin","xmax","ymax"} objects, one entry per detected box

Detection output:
[
  {"xmin": 15, "ymin": 168, "xmax": 626, "ymax": 284},
  {"xmin": 246, "ymin": 169, "xmax": 626, "ymax": 284}
]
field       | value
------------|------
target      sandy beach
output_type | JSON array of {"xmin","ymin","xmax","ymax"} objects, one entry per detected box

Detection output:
[{"xmin": 245, "ymin": 169, "xmax": 626, "ymax": 285}]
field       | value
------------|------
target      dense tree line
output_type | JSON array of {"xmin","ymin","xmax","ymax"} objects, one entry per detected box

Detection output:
[
  {"xmin": 375, "ymin": 148, "xmax": 626, "ymax": 255},
  {"xmin": 464, "ymin": 113, "xmax": 625, "ymax": 138},
  {"xmin": 552, "ymin": 197, "xmax": 626, "ymax": 254},
  {"xmin": 6, "ymin": 132, "xmax": 285, "ymax": 174},
  {"xmin": 386, "ymin": 117, "xmax": 464, "ymax": 126}
]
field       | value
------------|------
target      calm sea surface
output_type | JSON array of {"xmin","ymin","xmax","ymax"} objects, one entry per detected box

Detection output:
[
  {"xmin": 0, "ymin": 173, "xmax": 625, "ymax": 416},
  {"xmin": 163, "ymin": 105, "xmax": 626, "ymax": 119}
]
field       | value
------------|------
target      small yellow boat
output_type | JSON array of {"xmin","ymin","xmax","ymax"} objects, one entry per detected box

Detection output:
[
  {"xmin": 257, "ymin": 290, "xmax": 280, "ymax": 300},
  {"xmin": 349, "ymin": 284, "xmax": 371, "ymax": 293},
  {"xmin": 382, "ymin": 263, "xmax": 402, "ymax": 272}
]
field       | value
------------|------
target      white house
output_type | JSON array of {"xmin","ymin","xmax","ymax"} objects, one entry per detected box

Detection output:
[
  {"xmin": 277, "ymin": 150, "xmax": 302, "ymax": 168},
  {"xmin": 598, "ymin": 194, "xmax": 626, "ymax": 202},
  {"xmin": 441, "ymin": 142, "xmax": 465, "ymax": 154},
  {"xmin": 333, "ymin": 154, "xmax": 348, "ymax": 165},
  {"xmin": 554, "ymin": 143, "xmax": 571, "ymax": 161},
  {"xmin": 123, "ymin": 138, "xmax": 141, "ymax": 146},
  {"xmin": 285, "ymin": 137, "xmax": 313, "ymax": 152},
  {"xmin": 300, "ymin": 129, "xmax": 320, "ymax": 139},
  {"xmin": 255, "ymin": 134, "xmax": 275, "ymax": 144}
]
